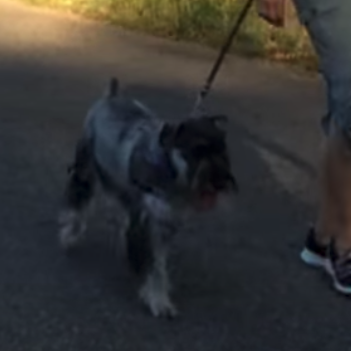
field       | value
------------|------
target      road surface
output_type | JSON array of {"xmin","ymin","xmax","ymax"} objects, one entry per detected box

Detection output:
[{"xmin": 0, "ymin": 1, "xmax": 349, "ymax": 350}]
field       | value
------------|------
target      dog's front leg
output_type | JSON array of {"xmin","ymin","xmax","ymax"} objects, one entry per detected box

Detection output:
[
  {"xmin": 139, "ymin": 219, "xmax": 177, "ymax": 318},
  {"xmin": 137, "ymin": 196, "xmax": 178, "ymax": 318}
]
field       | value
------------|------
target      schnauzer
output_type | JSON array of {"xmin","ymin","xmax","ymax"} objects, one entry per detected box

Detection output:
[{"xmin": 58, "ymin": 78, "xmax": 237, "ymax": 318}]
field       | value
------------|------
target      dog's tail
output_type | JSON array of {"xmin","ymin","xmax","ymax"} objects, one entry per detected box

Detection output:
[{"xmin": 106, "ymin": 77, "xmax": 119, "ymax": 98}]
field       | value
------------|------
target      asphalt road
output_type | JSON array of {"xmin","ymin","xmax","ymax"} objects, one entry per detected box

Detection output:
[{"xmin": 1, "ymin": 1, "xmax": 350, "ymax": 350}]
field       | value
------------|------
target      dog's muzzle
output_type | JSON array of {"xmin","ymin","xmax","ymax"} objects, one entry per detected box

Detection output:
[{"xmin": 191, "ymin": 161, "xmax": 238, "ymax": 211}]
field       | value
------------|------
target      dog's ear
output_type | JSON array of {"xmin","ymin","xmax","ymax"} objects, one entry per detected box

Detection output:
[{"xmin": 159, "ymin": 123, "xmax": 178, "ymax": 149}]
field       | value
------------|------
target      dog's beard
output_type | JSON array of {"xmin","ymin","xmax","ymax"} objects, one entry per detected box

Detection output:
[
  {"xmin": 192, "ymin": 186, "xmax": 233, "ymax": 211},
  {"xmin": 192, "ymin": 186, "xmax": 219, "ymax": 211},
  {"xmin": 189, "ymin": 161, "xmax": 235, "ymax": 211}
]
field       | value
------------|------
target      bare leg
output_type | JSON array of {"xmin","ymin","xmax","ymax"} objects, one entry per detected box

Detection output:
[
  {"xmin": 316, "ymin": 134, "xmax": 351, "ymax": 253},
  {"xmin": 314, "ymin": 137, "xmax": 341, "ymax": 246}
]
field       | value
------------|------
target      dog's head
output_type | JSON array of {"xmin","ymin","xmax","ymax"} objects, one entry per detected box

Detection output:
[{"xmin": 159, "ymin": 115, "xmax": 238, "ymax": 210}]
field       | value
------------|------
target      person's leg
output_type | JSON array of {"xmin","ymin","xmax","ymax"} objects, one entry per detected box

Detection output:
[
  {"xmin": 301, "ymin": 136, "xmax": 339, "ymax": 267},
  {"xmin": 314, "ymin": 137, "xmax": 339, "ymax": 246},
  {"xmin": 294, "ymin": 1, "xmax": 351, "ymax": 292},
  {"xmin": 316, "ymin": 133, "xmax": 351, "ymax": 250},
  {"xmin": 319, "ymin": 132, "xmax": 351, "ymax": 293}
]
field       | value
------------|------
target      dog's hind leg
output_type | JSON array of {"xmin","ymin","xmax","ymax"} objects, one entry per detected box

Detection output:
[{"xmin": 58, "ymin": 138, "xmax": 96, "ymax": 251}]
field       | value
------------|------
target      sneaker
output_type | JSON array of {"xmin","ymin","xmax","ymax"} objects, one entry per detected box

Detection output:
[
  {"xmin": 300, "ymin": 227, "xmax": 328, "ymax": 268},
  {"xmin": 326, "ymin": 241, "xmax": 351, "ymax": 295}
]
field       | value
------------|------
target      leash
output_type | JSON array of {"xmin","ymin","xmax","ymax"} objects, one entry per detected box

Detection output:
[{"xmin": 190, "ymin": 0, "xmax": 254, "ymax": 117}]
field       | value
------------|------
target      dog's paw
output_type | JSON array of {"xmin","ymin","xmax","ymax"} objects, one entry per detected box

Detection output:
[
  {"xmin": 139, "ymin": 286, "xmax": 178, "ymax": 318},
  {"xmin": 145, "ymin": 296, "xmax": 178, "ymax": 319},
  {"xmin": 58, "ymin": 211, "xmax": 86, "ymax": 251},
  {"xmin": 59, "ymin": 228, "xmax": 84, "ymax": 252}
]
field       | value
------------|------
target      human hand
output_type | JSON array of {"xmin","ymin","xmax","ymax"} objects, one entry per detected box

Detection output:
[{"xmin": 256, "ymin": 0, "xmax": 287, "ymax": 27}]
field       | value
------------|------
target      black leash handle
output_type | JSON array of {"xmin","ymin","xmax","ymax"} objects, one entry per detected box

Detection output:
[{"xmin": 191, "ymin": 0, "xmax": 254, "ymax": 117}]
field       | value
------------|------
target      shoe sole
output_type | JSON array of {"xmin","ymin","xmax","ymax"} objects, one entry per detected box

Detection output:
[
  {"xmin": 301, "ymin": 248, "xmax": 351, "ymax": 295},
  {"xmin": 300, "ymin": 248, "xmax": 326, "ymax": 268}
]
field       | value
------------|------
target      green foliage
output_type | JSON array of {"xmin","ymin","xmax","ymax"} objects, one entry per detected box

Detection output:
[{"xmin": 21, "ymin": 0, "xmax": 317, "ymax": 69}]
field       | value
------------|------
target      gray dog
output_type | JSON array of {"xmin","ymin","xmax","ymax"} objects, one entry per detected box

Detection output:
[{"xmin": 58, "ymin": 78, "xmax": 237, "ymax": 317}]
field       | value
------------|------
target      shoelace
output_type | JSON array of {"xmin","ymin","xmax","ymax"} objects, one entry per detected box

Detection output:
[{"xmin": 333, "ymin": 252, "xmax": 351, "ymax": 280}]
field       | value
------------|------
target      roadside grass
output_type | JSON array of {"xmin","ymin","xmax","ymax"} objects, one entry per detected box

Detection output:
[{"xmin": 21, "ymin": 0, "xmax": 318, "ymax": 70}]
